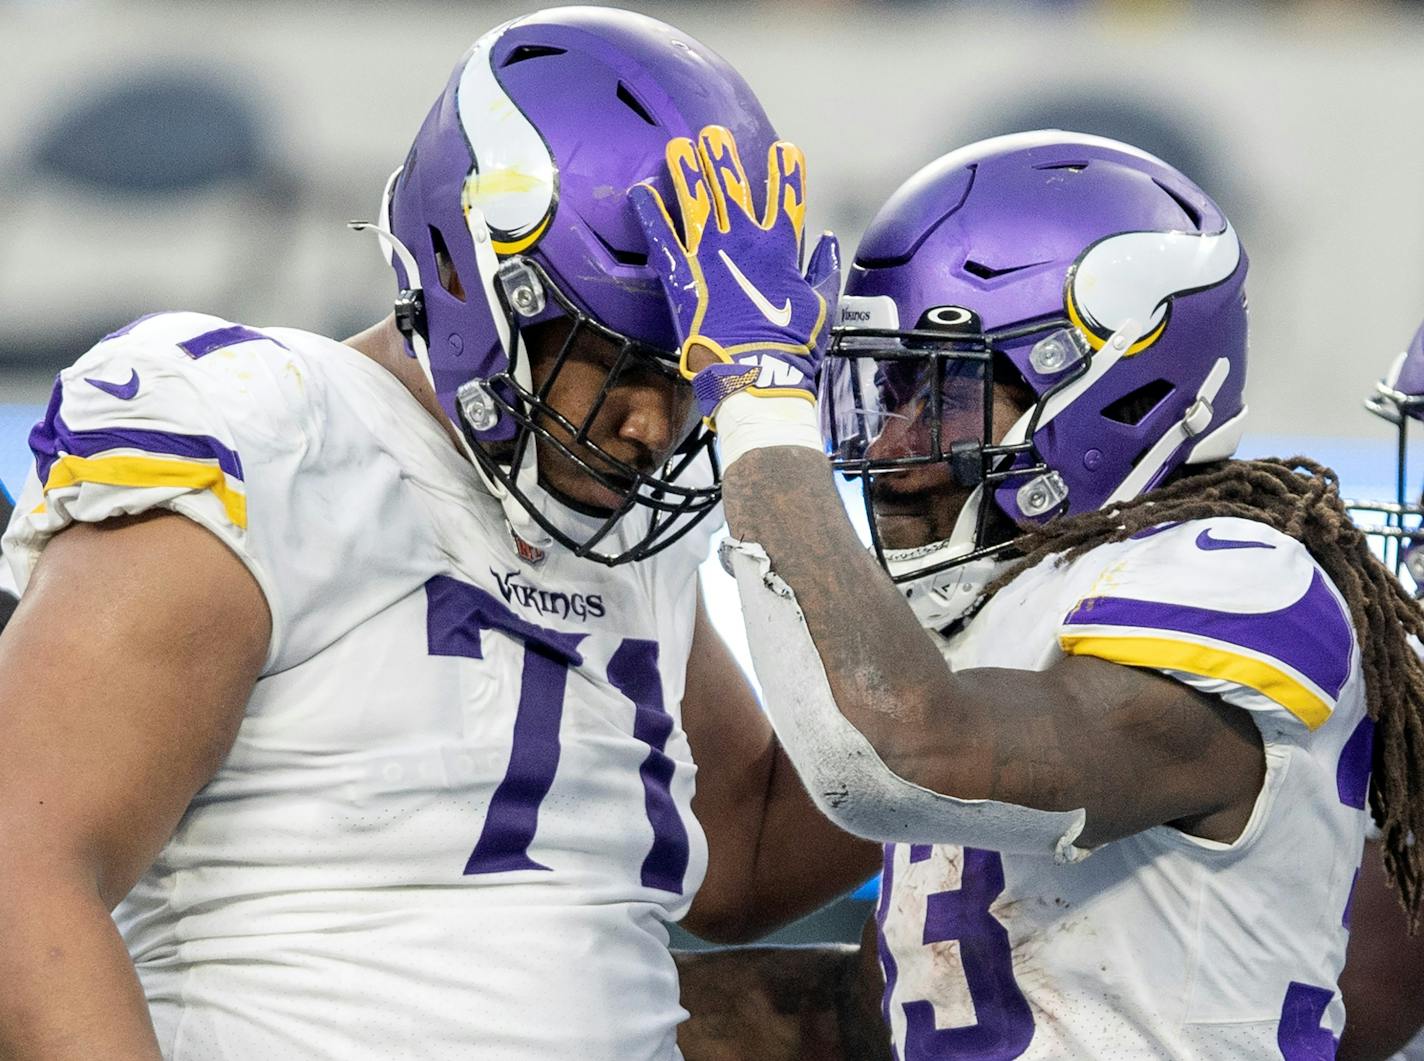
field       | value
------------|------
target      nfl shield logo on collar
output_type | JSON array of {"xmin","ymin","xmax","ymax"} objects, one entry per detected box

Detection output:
[{"xmin": 509, "ymin": 525, "xmax": 546, "ymax": 566}]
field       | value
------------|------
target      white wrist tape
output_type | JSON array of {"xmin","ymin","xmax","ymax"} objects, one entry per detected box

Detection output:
[
  {"xmin": 722, "ymin": 537, "xmax": 1091, "ymax": 863},
  {"xmin": 715, "ymin": 392, "xmax": 823, "ymax": 470}
]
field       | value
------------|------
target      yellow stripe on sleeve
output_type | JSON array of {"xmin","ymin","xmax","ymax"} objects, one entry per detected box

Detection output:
[
  {"xmin": 1058, "ymin": 632, "xmax": 1332, "ymax": 730},
  {"xmin": 42, "ymin": 454, "xmax": 247, "ymax": 529}
]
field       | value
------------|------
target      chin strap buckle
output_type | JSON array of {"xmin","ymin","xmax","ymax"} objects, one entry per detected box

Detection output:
[
  {"xmin": 1182, "ymin": 396, "xmax": 1214, "ymax": 437},
  {"xmin": 393, "ymin": 289, "xmax": 428, "ymax": 346}
]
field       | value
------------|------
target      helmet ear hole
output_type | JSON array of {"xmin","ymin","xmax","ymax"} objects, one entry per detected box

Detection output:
[
  {"xmin": 1101, "ymin": 379, "xmax": 1175, "ymax": 426},
  {"xmin": 429, "ymin": 226, "xmax": 466, "ymax": 302}
]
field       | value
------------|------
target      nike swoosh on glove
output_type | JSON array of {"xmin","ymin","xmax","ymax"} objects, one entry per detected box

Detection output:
[{"xmin": 629, "ymin": 125, "xmax": 838, "ymax": 424}]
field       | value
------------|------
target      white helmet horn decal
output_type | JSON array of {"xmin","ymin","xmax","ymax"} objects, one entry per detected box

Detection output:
[
  {"xmin": 1067, "ymin": 223, "xmax": 1241, "ymax": 355},
  {"xmin": 457, "ymin": 26, "xmax": 558, "ymax": 256}
]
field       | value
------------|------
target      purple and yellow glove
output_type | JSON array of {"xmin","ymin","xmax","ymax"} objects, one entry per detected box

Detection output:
[{"xmin": 629, "ymin": 126, "xmax": 840, "ymax": 425}]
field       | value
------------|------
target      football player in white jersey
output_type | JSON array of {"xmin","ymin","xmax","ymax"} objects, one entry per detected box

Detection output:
[
  {"xmin": 640, "ymin": 130, "xmax": 1424, "ymax": 1058},
  {"xmin": 0, "ymin": 10, "xmax": 879, "ymax": 1059}
]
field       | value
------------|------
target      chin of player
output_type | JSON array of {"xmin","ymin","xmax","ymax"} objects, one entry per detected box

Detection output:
[
  {"xmin": 871, "ymin": 482, "xmax": 971, "ymax": 551},
  {"xmin": 872, "ymin": 509, "xmax": 938, "ymax": 551},
  {"xmin": 538, "ymin": 451, "xmax": 636, "ymax": 518}
]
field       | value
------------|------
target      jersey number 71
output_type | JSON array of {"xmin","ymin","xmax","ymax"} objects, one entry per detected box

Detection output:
[{"xmin": 425, "ymin": 574, "xmax": 690, "ymax": 893}]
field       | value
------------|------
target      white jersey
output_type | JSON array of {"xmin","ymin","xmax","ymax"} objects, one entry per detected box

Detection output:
[
  {"xmin": 3, "ymin": 311, "xmax": 717, "ymax": 1060},
  {"xmin": 877, "ymin": 518, "xmax": 1369, "ymax": 1060}
]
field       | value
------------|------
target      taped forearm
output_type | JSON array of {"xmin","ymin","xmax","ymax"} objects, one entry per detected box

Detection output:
[
  {"xmin": 714, "ymin": 392, "xmax": 822, "ymax": 469},
  {"xmin": 724, "ymin": 538, "xmax": 1090, "ymax": 861}
]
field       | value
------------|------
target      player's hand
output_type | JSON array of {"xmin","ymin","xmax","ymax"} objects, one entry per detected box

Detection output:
[{"xmin": 629, "ymin": 126, "xmax": 837, "ymax": 423}]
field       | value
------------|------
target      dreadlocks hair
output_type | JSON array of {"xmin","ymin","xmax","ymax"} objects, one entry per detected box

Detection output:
[{"xmin": 987, "ymin": 456, "xmax": 1424, "ymax": 926}]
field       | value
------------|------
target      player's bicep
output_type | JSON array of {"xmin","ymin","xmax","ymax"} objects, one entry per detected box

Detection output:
[
  {"xmin": 883, "ymin": 656, "xmax": 1264, "ymax": 846},
  {"xmin": 0, "ymin": 512, "xmax": 268, "ymax": 907},
  {"xmin": 943, "ymin": 657, "xmax": 1265, "ymax": 847}
]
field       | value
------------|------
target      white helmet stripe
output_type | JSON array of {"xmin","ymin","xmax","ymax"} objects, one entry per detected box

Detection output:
[
  {"xmin": 457, "ymin": 27, "xmax": 557, "ymax": 255},
  {"xmin": 921, "ymin": 129, "xmax": 1171, "ymax": 180},
  {"xmin": 1069, "ymin": 223, "xmax": 1241, "ymax": 352}
]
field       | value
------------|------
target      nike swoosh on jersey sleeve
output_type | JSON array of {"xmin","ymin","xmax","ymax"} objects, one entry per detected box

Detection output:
[
  {"xmin": 1058, "ymin": 568, "xmax": 1354, "ymax": 731},
  {"xmin": 30, "ymin": 403, "xmax": 247, "ymax": 528}
]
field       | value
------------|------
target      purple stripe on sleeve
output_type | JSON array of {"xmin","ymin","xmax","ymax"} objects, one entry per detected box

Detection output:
[
  {"xmin": 178, "ymin": 324, "xmax": 286, "ymax": 360},
  {"xmin": 1064, "ymin": 569, "xmax": 1352, "ymax": 700},
  {"xmin": 29, "ymin": 377, "xmax": 65, "ymax": 484},
  {"xmin": 908, "ymin": 844, "xmax": 933, "ymax": 863},
  {"xmin": 1336, "ymin": 716, "xmax": 1374, "ymax": 810},
  {"xmin": 30, "ymin": 404, "xmax": 244, "ymax": 484}
]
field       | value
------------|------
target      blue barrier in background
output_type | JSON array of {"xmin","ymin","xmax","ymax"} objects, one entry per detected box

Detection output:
[{"xmin": 0, "ymin": 405, "xmax": 41, "ymax": 498}]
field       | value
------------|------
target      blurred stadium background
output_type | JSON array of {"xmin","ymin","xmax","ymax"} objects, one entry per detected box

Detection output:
[{"xmin": 2, "ymin": 0, "xmax": 1422, "ymax": 946}]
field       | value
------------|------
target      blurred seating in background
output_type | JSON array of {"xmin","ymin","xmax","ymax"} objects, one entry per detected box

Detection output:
[{"xmin": 0, "ymin": 70, "xmax": 299, "ymax": 382}]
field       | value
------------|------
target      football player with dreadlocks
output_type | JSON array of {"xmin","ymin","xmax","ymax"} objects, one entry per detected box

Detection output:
[
  {"xmin": 642, "ymin": 130, "xmax": 1424, "ymax": 1058},
  {"xmin": 0, "ymin": 10, "xmax": 877, "ymax": 1058}
]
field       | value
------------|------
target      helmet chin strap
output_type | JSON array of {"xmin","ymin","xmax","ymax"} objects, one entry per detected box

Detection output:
[
  {"xmin": 351, "ymin": 170, "xmax": 554, "ymax": 553},
  {"xmin": 350, "ymin": 167, "xmax": 441, "ymax": 397}
]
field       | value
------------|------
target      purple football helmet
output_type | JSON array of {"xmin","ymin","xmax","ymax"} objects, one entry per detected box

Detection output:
[
  {"xmin": 820, "ymin": 131, "xmax": 1249, "ymax": 626},
  {"xmin": 367, "ymin": 7, "xmax": 779, "ymax": 564},
  {"xmin": 1356, "ymin": 318, "xmax": 1424, "ymax": 592}
]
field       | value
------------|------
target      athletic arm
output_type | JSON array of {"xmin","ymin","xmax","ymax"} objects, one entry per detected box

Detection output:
[
  {"xmin": 677, "ymin": 914, "xmax": 889, "ymax": 1061},
  {"xmin": 680, "ymin": 581, "xmax": 882, "ymax": 942},
  {"xmin": 0, "ymin": 513, "xmax": 269, "ymax": 1059},
  {"xmin": 1338, "ymin": 840, "xmax": 1424, "ymax": 1060},
  {"xmin": 721, "ymin": 447, "xmax": 1263, "ymax": 848}
]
